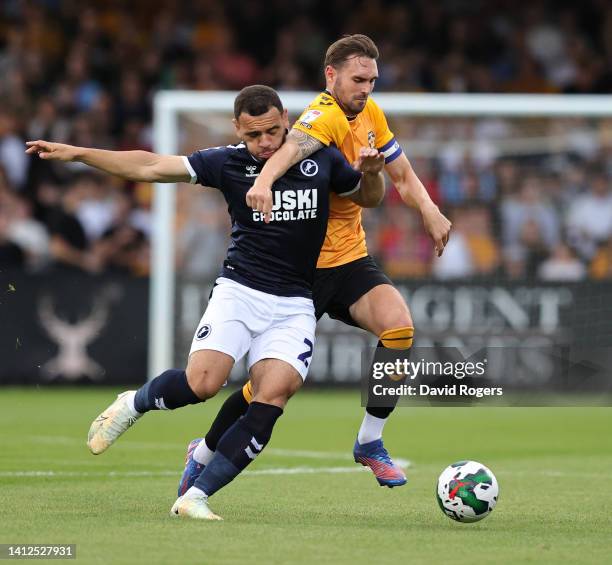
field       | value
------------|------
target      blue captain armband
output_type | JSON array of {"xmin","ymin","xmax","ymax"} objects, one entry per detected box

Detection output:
[{"xmin": 378, "ymin": 138, "xmax": 403, "ymax": 164}]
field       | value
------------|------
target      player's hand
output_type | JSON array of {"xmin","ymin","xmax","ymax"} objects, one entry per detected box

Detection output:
[
  {"xmin": 354, "ymin": 147, "xmax": 385, "ymax": 175},
  {"xmin": 25, "ymin": 140, "xmax": 79, "ymax": 161},
  {"xmin": 421, "ymin": 202, "xmax": 452, "ymax": 257},
  {"xmin": 246, "ymin": 178, "xmax": 273, "ymax": 223}
]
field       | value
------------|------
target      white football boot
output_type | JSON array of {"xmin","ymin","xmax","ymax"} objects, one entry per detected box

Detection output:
[
  {"xmin": 170, "ymin": 493, "xmax": 223, "ymax": 521},
  {"xmin": 87, "ymin": 391, "xmax": 141, "ymax": 454}
]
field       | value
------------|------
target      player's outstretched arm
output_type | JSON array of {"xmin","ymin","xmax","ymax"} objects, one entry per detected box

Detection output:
[
  {"xmin": 349, "ymin": 147, "xmax": 386, "ymax": 208},
  {"xmin": 385, "ymin": 152, "xmax": 452, "ymax": 257},
  {"xmin": 25, "ymin": 140, "xmax": 191, "ymax": 183},
  {"xmin": 246, "ymin": 129, "xmax": 324, "ymax": 222}
]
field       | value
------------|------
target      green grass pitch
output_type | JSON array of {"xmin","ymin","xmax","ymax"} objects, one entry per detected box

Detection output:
[{"xmin": 1, "ymin": 388, "xmax": 611, "ymax": 564}]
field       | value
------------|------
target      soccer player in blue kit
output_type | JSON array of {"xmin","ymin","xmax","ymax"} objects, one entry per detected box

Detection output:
[{"xmin": 26, "ymin": 85, "xmax": 385, "ymax": 520}]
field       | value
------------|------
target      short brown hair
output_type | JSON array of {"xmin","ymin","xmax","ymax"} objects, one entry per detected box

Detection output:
[
  {"xmin": 234, "ymin": 85, "xmax": 283, "ymax": 119},
  {"xmin": 324, "ymin": 34, "xmax": 379, "ymax": 69}
]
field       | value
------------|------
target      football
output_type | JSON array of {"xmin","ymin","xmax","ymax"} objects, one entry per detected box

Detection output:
[{"xmin": 436, "ymin": 460, "xmax": 499, "ymax": 522}]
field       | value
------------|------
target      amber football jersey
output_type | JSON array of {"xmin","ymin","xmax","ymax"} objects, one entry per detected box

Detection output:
[{"xmin": 294, "ymin": 91, "xmax": 402, "ymax": 268}]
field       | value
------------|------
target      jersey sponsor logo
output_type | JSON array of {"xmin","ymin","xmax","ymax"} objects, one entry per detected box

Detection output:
[
  {"xmin": 300, "ymin": 159, "xmax": 318, "ymax": 177},
  {"xmin": 298, "ymin": 122, "xmax": 312, "ymax": 129},
  {"xmin": 245, "ymin": 165, "xmax": 259, "ymax": 177},
  {"xmin": 252, "ymin": 189, "xmax": 319, "ymax": 222},
  {"xmin": 299, "ymin": 109, "xmax": 322, "ymax": 124},
  {"xmin": 196, "ymin": 324, "xmax": 212, "ymax": 340},
  {"xmin": 368, "ymin": 130, "xmax": 376, "ymax": 148}
]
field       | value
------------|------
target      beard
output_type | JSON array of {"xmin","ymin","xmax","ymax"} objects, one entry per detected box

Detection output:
[
  {"xmin": 349, "ymin": 97, "xmax": 368, "ymax": 114},
  {"xmin": 329, "ymin": 83, "xmax": 369, "ymax": 117},
  {"xmin": 336, "ymin": 92, "xmax": 368, "ymax": 117}
]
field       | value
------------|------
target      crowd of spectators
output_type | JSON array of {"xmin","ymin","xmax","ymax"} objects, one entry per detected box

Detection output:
[
  {"xmin": 363, "ymin": 132, "xmax": 612, "ymax": 281},
  {"xmin": 0, "ymin": 0, "xmax": 611, "ymax": 281}
]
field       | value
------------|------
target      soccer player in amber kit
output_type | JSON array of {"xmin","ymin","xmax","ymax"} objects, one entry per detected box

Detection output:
[{"xmin": 180, "ymin": 35, "xmax": 452, "ymax": 494}]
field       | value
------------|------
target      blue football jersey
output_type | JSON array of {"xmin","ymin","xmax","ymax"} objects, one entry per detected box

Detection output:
[{"xmin": 183, "ymin": 143, "xmax": 361, "ymax": 298}]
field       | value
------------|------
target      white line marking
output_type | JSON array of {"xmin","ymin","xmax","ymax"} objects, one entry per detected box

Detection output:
[
  {"xmin": 0, "ymin": 466, "xmax": 368, "ymax": 479},
  {"xmin": 3, "ymin": 467, "xmax": 609, "ymax": 480},
  {"xmin": 251, "ymin": 466, "xmax": 366, "ymax": 476},
  {"xmin": 266, "ymin": 448, "xmax": 411, "ymax": 468},
  {"xmin": 23, "ymin": 436, "xmax": 412, "ymax": 467}
]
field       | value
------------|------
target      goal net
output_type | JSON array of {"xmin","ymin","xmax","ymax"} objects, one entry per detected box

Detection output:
[{"xmin": 150, "ymin": 92, "xmax": 612, "ymax": 384}]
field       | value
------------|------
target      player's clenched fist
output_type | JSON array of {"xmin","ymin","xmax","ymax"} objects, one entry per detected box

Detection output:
[
  {"xmin": 354, "ymin": 147, "xmax": 384, "ymax": 175},
  {"xmin": 25, "ymin": 140, "xmax": 79, "ymax": 161},
  {"xmin": 246, "ymin": 179, "xmax": 273, "ymax": 223}
]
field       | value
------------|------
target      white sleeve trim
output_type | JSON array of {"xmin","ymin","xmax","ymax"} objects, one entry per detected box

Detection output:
[
  {"xmin": 181, "ymin": 156, "xmax": 198, "ymax": 184},
  {"xmin": 337, "ymin": 180, "xmax": 361, "ymax": 197}
]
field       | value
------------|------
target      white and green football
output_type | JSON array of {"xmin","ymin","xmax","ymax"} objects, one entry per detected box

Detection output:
[{"xmin": 436, "ymin": 460, "xmax": 499, "ymax": 523}]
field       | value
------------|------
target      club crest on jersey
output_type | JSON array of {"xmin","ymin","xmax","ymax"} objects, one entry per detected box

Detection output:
[
  {"xmin": 368, "ymin": 130, "xmax": 376, "ymax": 148},
  {"xmin": 300, "ymin": 159, "xmax": 318, "ymax": 177},
  {"xmin": 245, "ymin": 165, "xmax": 259, "ymax": 177},
  {"xmin": 196, "ymin": 324, "xmax": 212, "ymax": 340}
]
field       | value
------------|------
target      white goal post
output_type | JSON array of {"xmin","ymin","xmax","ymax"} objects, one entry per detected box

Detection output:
[{"xmin": 149, "ymin": 91, "xmax": 612, "ymax": 379}]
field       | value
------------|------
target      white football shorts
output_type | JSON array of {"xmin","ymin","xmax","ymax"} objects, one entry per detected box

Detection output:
[{"xmin": 189, "ymin": 277, "xmax": 316, "ymax": 380}]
